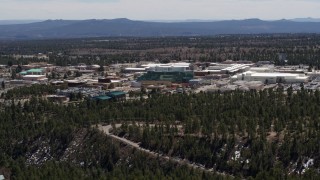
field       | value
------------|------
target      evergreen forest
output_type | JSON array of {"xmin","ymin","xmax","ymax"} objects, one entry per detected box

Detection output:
[{"xmin": 1, "ymin": 85, "xmax": 320, "ymax": 179}]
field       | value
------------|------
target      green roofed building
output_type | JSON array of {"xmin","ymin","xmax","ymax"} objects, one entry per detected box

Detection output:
[
  {"xmin": 26, "ymin": 69, "xmax": 44, "ymax": 75},
  {"xmin": 92, "ymin": 92, "xmax": 126, "ymax": 101},
  {"xmin": 137, "ymin": 63, "xmax": 194, "ymax": 83},
  {"xmin": 106, "ymin": 91, "xmax": 126, "ymax": 98},
  {"xmin": 20, "ymin": 71, "xmax": 27, "ymax": 75},
  {"xmin": 92, "ymin": 95, "xmax": 112, "ymax": 101},
  {"xmin": 137, "ymin": 71, "xmax": 194, "ymax": 83}
]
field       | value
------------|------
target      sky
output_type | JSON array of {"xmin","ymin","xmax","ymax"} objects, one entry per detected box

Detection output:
[{"xmin": 0, "ymin": 0, "xmax": 320, "ymax": 20}]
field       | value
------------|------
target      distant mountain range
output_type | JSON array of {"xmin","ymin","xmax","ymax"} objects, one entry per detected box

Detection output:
[
  {"xmin": 290, "ymin": 18, "xmax": 320, "ymax": 22},
  {"xmin": 0, "ymin": 20, "xmax": 43, "ymax": 25},
  {"xmin": 1, "ymin": 18, "xmax": 320, "ymax": 39}
]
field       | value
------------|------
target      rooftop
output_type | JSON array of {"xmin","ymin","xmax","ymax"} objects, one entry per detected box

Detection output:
[
  {"xmin": 23, "ymin": 75, "xmax": 46, "ymax": 78},
  {"xmin": 92, "ymin": 95, "xmax": 112, "ymax": 100},
  {"xmin": 107, "ymin": 91, "xmax": 126, "ymax": 97},
  {"xmin": 27, "ymin": 68, "xmax": 43, "ymax": 73},
  {"xmin": 141, "ymin": 62, "xmax": 190, "ymax": 68},
  {"xmin": 241, "ymin": 71, "xmax": 305, "ymax": 76}
]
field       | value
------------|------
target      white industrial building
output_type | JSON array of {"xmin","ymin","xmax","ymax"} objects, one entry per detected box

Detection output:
[
  {"xmin": 206, "ymin": 63, "xmax": 251, "ymax": 74},
  {"xmin": 123, "ymin": 68, "xmax": 146, "ymax": 73},
  {"xmin": 22, "ymin": 75, "xmax": 47, "ymax": 81},
  {"xmin": 141, "ymin": 63, "xmax": 192, "ymax": 72},
  {"xmin": 231, "ymin": 71, "xmax": 309, "ymax": 84},
  {"xmin": 249, "ymin": 67, "xmax": 274, "ymax": 73},
  {"xmin": 221, "ymin": 64, "xmax": 251, "ymax": 74}
]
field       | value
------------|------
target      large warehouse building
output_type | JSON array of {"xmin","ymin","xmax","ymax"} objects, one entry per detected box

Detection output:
[
  {"xmin": 137, "ymin": 63, "xmax": 194, "ymax": 83},
  {"xmin": 231, "ymin": 71, "xmax": 309, "ymax": 84}
]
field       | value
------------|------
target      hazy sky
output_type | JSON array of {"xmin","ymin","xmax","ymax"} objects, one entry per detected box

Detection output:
[{"xmin": 0, "ymin": 0, "xmax": 319, "ymax": 20}]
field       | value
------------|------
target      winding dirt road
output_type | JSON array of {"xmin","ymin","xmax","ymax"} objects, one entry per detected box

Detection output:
[{"xmin": 97, "ymin": 124, "xmax": 232, "ymax": 177}]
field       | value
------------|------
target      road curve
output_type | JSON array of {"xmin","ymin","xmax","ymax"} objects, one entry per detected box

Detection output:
[
  {"xmin": 96, "ymin": 124, "xmax": 232, "ymax": 177},
  {"xmin": 98, "ymin": 124, "xmax": 139, "ymax": 148}
]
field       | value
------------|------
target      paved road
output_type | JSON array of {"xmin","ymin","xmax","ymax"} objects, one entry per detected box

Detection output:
[{"xmin": 97, "ymin": 124, "xmax": 231, "ymax": 177}]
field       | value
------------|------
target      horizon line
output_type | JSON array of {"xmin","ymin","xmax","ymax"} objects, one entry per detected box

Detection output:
[{"xmin": 1, "ymin": 17, "xmax": 320, "ymax": 25}]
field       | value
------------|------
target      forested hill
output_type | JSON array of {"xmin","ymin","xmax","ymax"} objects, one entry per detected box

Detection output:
[
  {"xmin": 1, "ymin": 18, "xmax": 320, "ymax": 39},
  {"xmin": 2, "ymin": 85, "xmax": 320, "ymax": 179}
]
